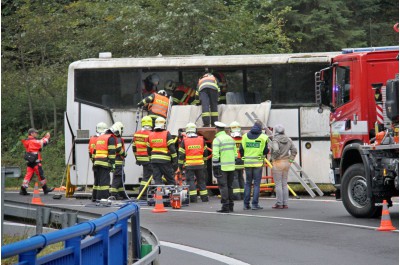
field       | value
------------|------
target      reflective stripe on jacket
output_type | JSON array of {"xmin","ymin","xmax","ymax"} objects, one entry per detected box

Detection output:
[
  {"xmin": 212, "ymin": 131, "xmax": 237, "ymax": 171},
  {"xmin": 133, "ymin": 130, "xmax": 151, "ymax": 163},
  {"xmin": 183, "ymin": 136, "xmax": 205, "ymax": 167},
  {"xmin": 232, "ymin": 136, "xmax": 244, "ymax": 169},
  {"xmin": 149, "ymin": 130, "xmax": 175, "ymax": 162},
  {"xmin": 88, "ymin": 135, "xmax": 98, "ymax": 161},
  {"xmin": 242, "ymin": 133, "xmax": 269, "ymax": 167},
  {"xmin": 173, "ymin": 85, "xmax": 197, "ymax": 105},
  {"xmin": 93, "ymin": 133, "xmax": 116, "ymax": 168},
  {"xmin": 115, "ymin": 137, "xmax": 126, "ymax": 166},
  {"xmin": 21, "ymin": 135, "xmax": 49, "ymax": 161},
  {"xmin": 149, "ymin": 93, "xmax": 169, "ymax": 118},
  {"xmin": 197, "ymin": 75, "xmax": 220, "ymax": 92}
]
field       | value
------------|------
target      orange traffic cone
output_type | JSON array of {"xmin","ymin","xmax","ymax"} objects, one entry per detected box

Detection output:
[
  {"xmin": 377, "ymin": 200, "xmax": 396, "ymax": 231},
  {"xmin": 152, "ymin": 187, "xmax": 167, "ymax": 213},
  {"xmin": 31, "ymin": 182, "xmax": 44, "ymax": 205}
]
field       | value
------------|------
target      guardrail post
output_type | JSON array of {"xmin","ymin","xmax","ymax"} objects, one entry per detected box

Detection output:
[
  {"xmin": 131, "ymin": 212, "xmax": 141, "ymax": 262},
  {"xmin": 66, "ymin": 236, "xmax": 81, "ymax": 265},
  {"xmin": 19, "ymin": 249, "xmax": 36, "ymax": 265},
  {"xmin": 36, "ymin": 207, "xmax": 43, "ymax": 234}
]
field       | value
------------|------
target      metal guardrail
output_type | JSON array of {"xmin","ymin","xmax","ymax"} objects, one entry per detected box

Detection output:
[{"xmin": 2, "ymin": 202, "xmax": 159, "ymax": 265}]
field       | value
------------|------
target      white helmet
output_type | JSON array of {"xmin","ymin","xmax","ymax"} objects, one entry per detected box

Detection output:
[
  {"xmin": 154, "ymin": 117, "xmax": 166, "ymax": 130},
  {"xmin": 110, "ymin": 121, "xmax": 124, "ymax": 136},
  {"xmin": 158, "ymin": 90, "xmax": 168, "ymax": 97},
  {"xmin": 96, "ymin": 122, "xmax": 108, "ymax": 134},
  {"xmin": 185, "ymin": 123, "xmax": 197, "ymax": 134},
  {"xmin": 148, "ymin": 73, "xmax": 160, "ymax": 86},
  {"xmin": 164, "ymin": 80, "xmax": 176, "ymax": 91},
  {"xmin": 230, "ymin": 121, "xmax": 241, "ymax": 137}
]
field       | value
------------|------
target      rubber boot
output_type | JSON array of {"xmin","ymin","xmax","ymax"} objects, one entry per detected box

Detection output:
[
  {"xmin": 201, "ymin": 195, "xmax": 209, "ymax": 202},
  {"xmin": 19, "ymin": 186, "xmax": 30, "ymax": 196},
  {"xmin": 42, "ymin": 184, "xmax": 55, "ymax": 195},
  {"xmin": 190, "ymin": 195, "xmax": 198, "ymax": 203}
]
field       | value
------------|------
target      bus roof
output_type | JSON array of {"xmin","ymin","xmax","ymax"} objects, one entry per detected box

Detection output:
[{"xmin": 69, "ymin": 52, "xmax": 341, "ymax": 69}]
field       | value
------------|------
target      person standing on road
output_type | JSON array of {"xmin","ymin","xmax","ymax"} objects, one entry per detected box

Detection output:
[
  {"xmin": 92, "ymin": 127, "xmax": 117, "ymax": 201},
  {"xmin": 240, "ymin": 120, "xmax": 269, "ymax": 210},
  {"xmin": 197, "ymin": 73, "xmax": 220, "ymax": 127},
  {"xmin": 270, "ymin": 124, "xmax": 297, "ymax": 209},
  {"xmin": 133, "ymin": 116, "xmax": 154, "ymax": 197},
  {"xmin": 88, "ymin": 122, "xmax": 108, "ymax": 162},
  {"xmin": 148, "ymin": 117, "xmax": 177, "ymax": 185},
  {"xmin": 109, "ymin": 122, "xmax": 128, "ymax": 200},
  {"xmin": 212, "ymin": 122, "xmax": 237, "ymax": 213},
  {"xmin": 178, "ymin": 123, "xmax": 209, "ymax": 203},
  {"xmin": 230, "ymin": 121, "xmax": 245, "ymax": 200},
  {"xmin": 20, "ymin": 128, "xmax": 54, "ymax": 196}
]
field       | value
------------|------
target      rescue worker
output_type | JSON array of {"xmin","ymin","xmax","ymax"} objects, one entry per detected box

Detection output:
[
  {"xmin": 20, "ymin": 128, "xmax": 54, "ymax": 196},
  {"xmin": 142, "ymin": 73, "xmax": 160, "ymax": 98},
  {"xmin": 109, "ymin": 122, "xmax": 128, "ymax": 200},
  {"xmin": 270, "ymin": 124, "xmax": 297, "ymax": 209},
  {"xmin": 197, "ymin": 73, "xmax": 220, "ymax": 127},
  {"xmin": 148, "ymin": 117, "xmax": 178, "ymax": 185},
  {"xmin": 137, "ymin": 90, "xmax": 170, "ymax": 127},
  {"xmin": 212, "ymin": 121, "xmax": 237, "ymax": 213},
  {"xmin": 230, "ymin": 121, "xmax": 244, "ymax": 200},
  {"xmin": 133, "ymin": 116, "xmax": 154, "ymax": 196},
  {"xmin": 92, "ymin": 126, "xmax": 117, "ymax": 201},
  {"xmin": 164, "ymin": 80, "xmax": 199, "ymax": 106},
  {"xmin": 214, "ymin": 73, "xmax": 227, "ymax": 104},
  {"xmin": 178, "ymin": 123, "xmax": 209, "ymax": 203},
  {"xmin": 240, "ymin": 120, "xmax": 269, "ymax": 210},
  {"xmin": 88, "ymin": 122, "xmax": 108, "ymax": 162}
]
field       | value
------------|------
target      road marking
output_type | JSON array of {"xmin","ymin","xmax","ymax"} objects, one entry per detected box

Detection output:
[
  {"xmin": 161, "ymin": 241, "xmax": 251, "ymax": 265},
  {"xmin": 143, "ymin": 208, "xmax": 399, "ymax": 233}
]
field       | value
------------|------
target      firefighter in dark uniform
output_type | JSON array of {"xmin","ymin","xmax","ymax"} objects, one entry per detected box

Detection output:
[
  {"xmin": 109, "ymin": 122, "xmax": 128, "ymax": 200},
  {"xmin": 164, "ymin": 80, "xmax": 199, "ymax": 106},
  {"xmin": 197, "ymin": 73, "xmax": 220, "ymax": 127},
  {"xmin": 137, "ymin": 90, "xmax": 170, "ymax": 127},
  {"xmin": 142, "ymin": 73, "xmax": 160, "ymax": 98},
  {"xmin": 230, "ymin": 121, "xmax": 245, "ymax": 200},
  {"xmin": 178, "ymin": 123, "xmax": 209, "ymax": 203},
  {"xmin": 92, "ymin": 127, "xmax": 117, "ymax": 201},
  {"xmin": 20, "ymin": 128, "xmax": 54, "ymax": 195},
  {"xmin": 133, "ymin": 116, "xmax": 154, "ymax": 196},
  {"xmin": 148, "ymin": 117, "xmax": 177, "ymax": 185}
]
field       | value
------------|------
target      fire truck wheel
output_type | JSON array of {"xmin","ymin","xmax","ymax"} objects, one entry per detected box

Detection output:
[{"xmin": 341, "ymin": 163, "xmax": 380, "ymax": 218}]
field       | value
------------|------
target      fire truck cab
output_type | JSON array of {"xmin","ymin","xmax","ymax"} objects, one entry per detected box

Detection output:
[{"xmin": 316, "ymin": 46, "xmax": 399, "ymax": 217}]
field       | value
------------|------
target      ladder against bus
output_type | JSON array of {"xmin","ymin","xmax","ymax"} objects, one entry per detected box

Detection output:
[{"xmin": 290, "ymin": 161, "xmax": 324, "ymax": 198}]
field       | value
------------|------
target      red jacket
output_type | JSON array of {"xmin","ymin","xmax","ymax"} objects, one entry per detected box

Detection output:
[{"xmin": 21, "ymin": 135, "xmax": 49, "ymax": 161}]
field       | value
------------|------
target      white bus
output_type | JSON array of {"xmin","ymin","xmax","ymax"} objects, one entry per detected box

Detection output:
[{"xmin": 65, "ymin": 51, "xmax": 340, "ymax": 187}]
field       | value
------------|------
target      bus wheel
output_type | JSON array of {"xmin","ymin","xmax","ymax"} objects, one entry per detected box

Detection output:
[{"xmin": 342, "ymin": 163, "xmax": 380, "ymax": 218}]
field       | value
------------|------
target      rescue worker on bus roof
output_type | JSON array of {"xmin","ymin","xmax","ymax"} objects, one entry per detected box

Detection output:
[
  {"xmin": 137, "ymin": 90, "xmax": 170, "ymax": 128},
  {"xmin": 178, "ymin": 122, "xmax": 209, "ymax": 203},
  {"xmin": 212, "ymin": 121, "xmax": 237, "ymax": 213},
  {"xmin": 197, "ymin": 72, "xmax": 220, "ymax": 127},
  {"xmin": 89, "ymin": 122, "xmax": 108, "ymax": 163},
  {"xmin": 109, "ymin": 122, "xmax": 129, "ymax": 200},
  {"xmin": 230, "ymin": 121, "xmax": 245, "ymax": 200},
  {"xmin": 164, "ymin": 80, "xmax": 199, "ymax": 106},
  {"xmin": 142, "ymin": 73, "xmax": 160, "ymax": 98},
  {"xmin": 240, "ymin": 120, "xmax": 269, "ymax": 210},
  {"xmin": 20, "ymin": 128, "xmax": 54, "ymax": 196},
  {"xmin": 214, "ymin": 73, "xmax": 227, "ymax": 104},
  {"xmin": 270, "ymin": 124, "xmax": 297, "ymax": 209},
  {"xmin": 92, "ymin": 125, "xmax": 117, "ymax": 201},
  {"xmin": 148, "ymin": 117, "xmax": 178, "ymax": 185},
  {"xmin": 134, "ymin": 116, "xmax": 154, "ymax": 197}
]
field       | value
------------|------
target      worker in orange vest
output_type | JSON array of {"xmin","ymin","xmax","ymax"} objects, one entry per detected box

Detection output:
[
  {"xmin": 88, "ymin": 122, "xmax": 108, "ymax": 163},
  {"xmin": 133, "ymin": 116, "xmax": 154, "ymax": 196},
  {"xmin": 20, "ymin": 128, "xmax": 54, "ymax": 195},
  {"xmin": 197, "ymin": 73, "xmax": 220, "ymax": 127},
  {"xmin": 137, "ymin": 90, "xmax": 170, "ymax": 127},
  {"xmin": 178, "ymin": 123, "xmax": 209, "ymax": 203},
  {"xmin": 164, "ymin": 80, "xmax": 199, "ymax": 106}
]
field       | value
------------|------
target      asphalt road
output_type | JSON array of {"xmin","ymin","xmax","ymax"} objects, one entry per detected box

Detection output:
[{"xmin": 3, "ymin": 191, "xmax": 399, "ymax": 265}]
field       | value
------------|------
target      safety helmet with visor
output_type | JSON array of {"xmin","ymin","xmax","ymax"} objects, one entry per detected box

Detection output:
[
  {"xmin": 141, "ymin": 116, "xmax": 153, "ymax": 129},
  {"xmin": 164, "ymin": 80, "xmax": 176, "ymax": 91},
  {"xmin": 96, "ymin": 122, "xmax": 108, "ymax": 134},
  {"xmin": 154, "ymin": 117, "xmax": 166, "ymax": 130},
  {"xmin": 110, "ymin": 121, "xmax": 124, "ymax": 136},
  {"xmin": 157, "ymin": 90, "xmax": 168, "ymax": 97},
  {"xmin": 147, "ymin": 73, "xmax": 160, "ymax": 86},
  {"xmin": 229, "ymin": 121, "xmax": 241, "ymax": 137}
]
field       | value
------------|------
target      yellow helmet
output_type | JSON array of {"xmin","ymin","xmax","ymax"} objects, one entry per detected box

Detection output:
[
  {"xmin": 154, "ymin": 117, "xmax": 166, "ymax": 129},
  {"xmin": 141, "ymin": 116, "xmax": 153, "ymax": 127},
  {"xmin": 186, "ymin": 123, "xmax": 197, "ymax": 134}
]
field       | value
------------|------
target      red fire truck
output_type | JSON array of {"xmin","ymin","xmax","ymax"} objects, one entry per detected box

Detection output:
[{"xmin": 315, "ymin": 46, "xmax": 399, "ymax": 217}]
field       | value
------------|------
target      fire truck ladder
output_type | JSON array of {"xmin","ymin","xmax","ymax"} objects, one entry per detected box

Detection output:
[{"xmin": 290, "ymin": 161, "xmax": 324, "ymax": 198}]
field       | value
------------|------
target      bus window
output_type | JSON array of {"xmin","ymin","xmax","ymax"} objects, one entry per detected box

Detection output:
[{"xmin": 247, "ymin": 67, "xmax": 272, "ymax": 104}]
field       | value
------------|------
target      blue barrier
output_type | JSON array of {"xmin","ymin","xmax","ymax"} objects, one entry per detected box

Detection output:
[{"xmin": 2, "ymin": 203, "xmax": 141, "ymax": 265}]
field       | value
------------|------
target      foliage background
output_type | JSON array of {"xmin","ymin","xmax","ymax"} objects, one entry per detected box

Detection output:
[{"xmin": 1, "ymin": 0, "xmax": 398, "ymax": 187}]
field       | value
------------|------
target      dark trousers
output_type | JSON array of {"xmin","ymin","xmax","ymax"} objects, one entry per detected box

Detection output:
[
  {"xmin": 217, "ymin": 170, "xmax": 235, "ymax": 211},
  {"xmin": 93, "ymin": 166, "xmax": 111, "ymax": 201},
  {"xmin": 138, "ymin": 163, "xmax": 153, "ymax": 196},
  {"xmin": 152, "ymin": 163, "xmax": 175, "ymax": 185},
  {"xmin": 186, "ymin": 168, "xmax": 207, "ymax": 202},
  {"xmin": 232, "ymin": 169, "xmax": 244, "ymax": 200},
  {"xmin": 110, "ymin": 166, "xmax": 126, "ymax": 198},
  {"xmin": 199, "ymin": 88, "xmax": 219, "ymax": 126}
]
